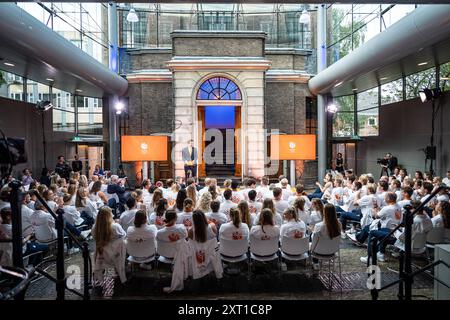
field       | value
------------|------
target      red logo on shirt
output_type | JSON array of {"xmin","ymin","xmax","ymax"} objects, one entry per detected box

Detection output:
[
  {"xmin": 183, "ymin": 218, "xmax": 192, "ymax": 227},
  {"xmin": 294, "ymin": 230, "xmax": 304, "ymax": 239},
  {"xmin": 231, "ymin": 196, "xmax": 240, "ymax": 204},
  {"xmin": 232, "ymin": 232, "xmax": 243, "ymax": 240},
  {"xmin": 156, "ymin": 216, "xmax": 164, "ymax": 226},
  {"xmin": 196, "ymin": 250, "xmax": 205, "ymax": 264},
  {"xmin": 394, "ymin": 210, "xmax": 402, "ymax": 220},
  {"xmin": 168, "ymin": 233, "xmax": 180, "ymax": 242},
  {"xmin": 209, "ymin": 218, "xmax": 217, "ymax": 225},
  {"xmin": 249, "ymin": 206, "xmax": 257, "ymax": 214}
]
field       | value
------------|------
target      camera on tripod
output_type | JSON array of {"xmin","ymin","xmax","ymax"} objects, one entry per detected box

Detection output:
[{"xmin": 377, "ymin": 158, "xmax": 388, "ymax": 165}]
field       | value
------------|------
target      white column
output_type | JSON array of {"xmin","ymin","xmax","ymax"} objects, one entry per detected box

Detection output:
[
  {"xmin": 150, "ymin": 161, "xmax": 155, "ymax": 182},
  {"xmin": 290, "ymin": 160, "xmax": 296, "ymax": 187},
  {"xmin": 108, "ymin": 3, "xmax": 119, "ymax": 174},
  {"xmin": 142, "ymin": 161, "xmax": 148, "ymax": 180},
  {"xmin": 317, "ymin": 4, "xmax": 327, "ymax": 181}
]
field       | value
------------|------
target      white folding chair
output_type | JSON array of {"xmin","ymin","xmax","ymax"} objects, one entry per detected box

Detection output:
[
  {"xmin": 280, "ymin": 236, "xmax": 309, "ymax": 267},
  {"xmin": 426, "ymin": 227, "xmax": 445, "ymax": 262},
  {"xmin": 126, "ymin": 237, "xmax": 156, "ymax": 273},
  {"xmin": 219, "ymin": 237, "xmax": 249, "ymax": 274},
  {"xmin": 249, "ymin": 234, "xmax": 280, "ymax": 275},
  {"xmin": 310, "ymin": 235, "xmax": 341, "ymax": 291}
]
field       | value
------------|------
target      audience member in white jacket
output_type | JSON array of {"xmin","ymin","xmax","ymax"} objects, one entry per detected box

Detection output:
[
  {"xmin": 219, "ymin": 207, "xmax": 249, "ymax": 241},
  {"xmin": 157, "ymin": 210, "xmax": 188, "ymax": 243},
  {"xmin": 280, "ymin": 207, "xmax": 307, "ymax": 244},
  {"xmin": 30, "ymin": 201, "xmax": 57, "ymax": 243},
  {"xmin": 207, "ymin": 200, "xmax": 228, "ymax": 231},
  {"xmin": 250, "ymin": 208, "xmax": 280, "ymax": 241},
  {"xmin": 126, "ymin": 210, "xmax": 157, "ymax": 269},
  {"xmin": 255, "ymin": 199, "xmax": 283, "ymax": 227},
  {"xmin": 288, "ymin": 184, "xmax": 311, "ymax": 211},
  {"xmin": 164, "ymin": 210, "xmax": 222, "ymax": 293},
  {"xmin": 293, "ymin": 197, "xmax": 311, "ymax": 225},
  {"xmin": 92, "ymin": 207, "xmax": 126, "ymax": 284},
  {"xmin": 119, "ymin": 197, "xmax": 139, "ymax": 232}
]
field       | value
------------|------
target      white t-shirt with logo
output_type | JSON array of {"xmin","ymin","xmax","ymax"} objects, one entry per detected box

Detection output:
[
  {"xmin": 219, "ymin": 222, "xmax": 249, "ymax": 241},
  {"xmin": 376, "ymin": 203, "xmax": 402, "ymax": 229},
  {"xmin": 157, "ymin": 224, "xmax": 187, "ymax": 242},
  {"xmin": 280, "ymin": 220, "xmax": 306, "ymax": 242},
  {"xmin": 250, "ymin": 224, "xmax": 280, "ymax": 241}
]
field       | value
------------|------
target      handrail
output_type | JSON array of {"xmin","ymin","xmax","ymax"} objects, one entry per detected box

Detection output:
[
  {"xmin": 370, "ymin": 184, "xmax": 448, "ymax": 300},
  {"xmin": 377, "ymin": 185, "xmax": 446, "ymax": 247},
  {"xmin": 0, "ymin": 266, "xmax": 30, "ymax": 300},
  {"xmin": 8, "ymin": 184, "xmax": 92, "ymax": 300}
]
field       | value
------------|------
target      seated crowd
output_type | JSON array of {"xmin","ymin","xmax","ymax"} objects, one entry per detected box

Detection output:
[{"xmin": 0, "ymin": 167, "xmax": 449, "ymax": 290}]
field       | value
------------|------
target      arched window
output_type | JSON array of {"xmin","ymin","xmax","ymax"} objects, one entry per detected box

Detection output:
[{"xmin": 196, "ymin": 77, "xmax": 242, "ymax": 100}]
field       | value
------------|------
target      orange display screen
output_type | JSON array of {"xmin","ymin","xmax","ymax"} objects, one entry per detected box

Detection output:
[
  {"xmin": 270, "ymin": 134, "xmax": 316, "ymax": 160},
  {"xmin": 121, "ymin": 136, "xmax": 168, "ymax": 161}
]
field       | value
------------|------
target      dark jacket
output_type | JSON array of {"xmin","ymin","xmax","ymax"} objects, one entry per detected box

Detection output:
[
  {"xmin": 72, "ymin": 160, "xmax": 83, "ymax": 173},
  {"xmin": 107, "ymin": 183, "xmax": 126, "ymax": 204}
]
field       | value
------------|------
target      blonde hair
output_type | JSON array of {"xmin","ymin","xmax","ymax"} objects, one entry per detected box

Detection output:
[
  {"xmin": 75, "ymin": 187, "xmax": 87, "ymax": 208},
  {"xmin": 79, "ymin": 175, "xmax": 88, "ymax": 188},
  {"xmin": 151, "ymin": 189, "xmax": 163, "ymax": 208},
  {"xmin": 92, "ymin": 206, "xmax": 114, "ymax": 254},
  {"xmin": 186, "ymin": 184, "xmax": 197, "ymax": 208},
  {"xmin": 197, "ymin": 192, "xmax": 212, "ymax": 212},
  {"xmin": 223, "ymin": 179, "xmax": 232, "ymax": 188},
  {"xmin": 238, "ymin": 200, "xmax": 251, "ymax": 228},
  {"xmin": 171, "ymin": 183, "xmax": 180, "ymax": 193}
]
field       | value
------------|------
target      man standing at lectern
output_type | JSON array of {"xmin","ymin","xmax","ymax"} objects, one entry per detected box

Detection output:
[{"xmin": 182, "ymin": 139, "xmax": 197, "ymax": 179}]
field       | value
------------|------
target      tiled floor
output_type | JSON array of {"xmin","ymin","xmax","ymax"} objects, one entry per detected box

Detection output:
[{"xmin": 22, "ymin": 237, "xmax": 434, "ymax": 300}]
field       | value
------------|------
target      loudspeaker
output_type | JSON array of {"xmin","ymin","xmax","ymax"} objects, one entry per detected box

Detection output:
[{"xmin": 426, "ymin": 146, "xmax": 436, "ymax": 160}]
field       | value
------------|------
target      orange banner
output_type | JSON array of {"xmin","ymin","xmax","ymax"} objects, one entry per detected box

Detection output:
[
  {"xmin": 270, "ymin": 134, "xmax": 316, "ymax": 160},
  {"xmin": 121, "ymin": 136, "xmax": 168, "ymax": 161}
]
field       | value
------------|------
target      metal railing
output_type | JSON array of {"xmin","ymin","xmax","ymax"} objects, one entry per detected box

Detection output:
[
  {"xmin": 6, "ymin": 181, "xmax": 92, "ymax": 300},
  {"xmin": 368, "ymin": 185, "xmax": 450, "ymax": 300}
]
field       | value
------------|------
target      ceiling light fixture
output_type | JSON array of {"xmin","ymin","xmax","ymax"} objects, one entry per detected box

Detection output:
[{"xmin": 4, "ymin": 62, "xmax": 15, "ymax": 67}]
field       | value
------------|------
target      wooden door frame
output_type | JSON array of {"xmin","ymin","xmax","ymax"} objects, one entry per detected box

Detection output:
[{"xmin": 197, "ymin": 104, "xmax": 242, "ymax": 178}]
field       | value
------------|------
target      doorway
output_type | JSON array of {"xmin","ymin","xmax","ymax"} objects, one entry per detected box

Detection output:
[
  {"xmin": 198, "ymin": 105, "xmax": 241, "ymax": 177},
  {"xmin": 76, "ymin": 144, "xmax": 104, "ymax": 177},
  {"xmin": 331, "ymin": 142, "xmax": 356, "ymax": 174}
]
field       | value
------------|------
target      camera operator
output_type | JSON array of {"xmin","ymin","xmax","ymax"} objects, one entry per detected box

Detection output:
[
  {"xmin": 55, "ymin": 155, "xmax": 71, "ymax": 180},
  {"xmin": 378, "ymin": 153, "xmax": 398, "ymax": 178}
]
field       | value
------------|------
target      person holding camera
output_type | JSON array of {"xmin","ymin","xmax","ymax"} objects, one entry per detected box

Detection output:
[
  {"xmin": 378, "ymin": 153, "xmax": 398, "ymax": 178},
  {"xmin": 55, "ymin": 155, "xmax": 71, "ymax": 180}
]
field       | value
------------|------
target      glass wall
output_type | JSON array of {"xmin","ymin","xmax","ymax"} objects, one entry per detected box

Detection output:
[
  {"xmin": 331, "ymin": 63, "xmax": 450, "ymax": 138},
  {"xmin": 17, "ymin": 2, "xmax": 107, "ymax": 65},
  {"xmin": 332, "ymin": 95, "xmax": 354, "ymax": 138},
  {"xmin": 327, "ymin": 4, "xmax": 416, "ymax": 64},
  {"xmin": 118, "ymin": 4, "xmax": 314, "ymax": 49}
]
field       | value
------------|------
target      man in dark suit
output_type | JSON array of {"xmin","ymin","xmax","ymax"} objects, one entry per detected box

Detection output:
[
  {"xmin": 71, "ymin": 154, "xmax": 83, "ymax": 173},
  {"xmin": 387, "ymin": 153, "xmax": 398, "ymax": 176},
  {"xmin": 182, "ymin": 139, "xmax": 198, "ymax": 179},
  {"xmin": 55, "ymin": 155, "xmax": 71, "ymax": 180}
]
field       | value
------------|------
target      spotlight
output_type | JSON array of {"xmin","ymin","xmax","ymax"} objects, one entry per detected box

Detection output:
[
  {"xmin": 126, "ymin": 8, "xmax": 139, "ymax": 23},
  {"xmin": 115, "ymin": 101, "xmax": 124, "ymax": 111},
  {"xmin": 326, "ymin": 104, "xmax": 338, "ymax": 113},
  {"xmin": 35, "ymin": 100, "xmax": 53, "ymax": 112},
  {"xmin": 116, "ymin": 110, "xmax": 122, "ymax": 115}
]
